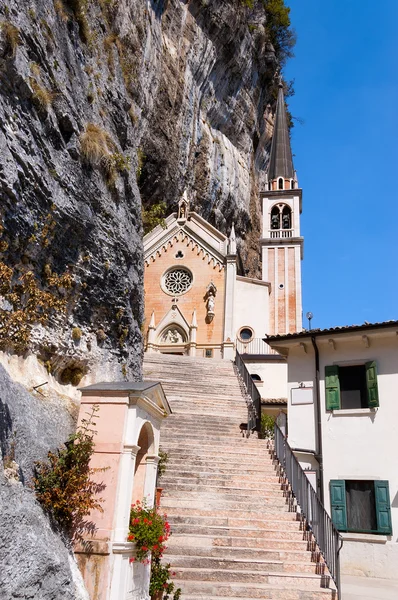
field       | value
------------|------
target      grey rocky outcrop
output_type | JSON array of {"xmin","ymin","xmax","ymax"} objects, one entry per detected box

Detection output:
[{"xmin": 0, "ymin": 363, "xmax": 88, "ymax": 599}]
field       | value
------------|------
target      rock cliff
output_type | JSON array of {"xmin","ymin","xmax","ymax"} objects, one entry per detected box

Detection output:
[
  {"xmin": 0, "ymin": 364, "xmax": 89, "ymax": 599},
  {"xmin": 0, "ymin": 0, "xmax": 288, "ymax": 388}
]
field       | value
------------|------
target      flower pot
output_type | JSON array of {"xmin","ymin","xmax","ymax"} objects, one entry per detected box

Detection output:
[
  {"xmin": 155, "ymin": 487, "xmax": 163, "ymax": 507},
  {"xmin": 151, "ymin": 591, "xmax": 163, "ymax": 600}
]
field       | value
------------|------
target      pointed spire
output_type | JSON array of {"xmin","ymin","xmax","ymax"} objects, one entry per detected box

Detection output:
[
  {"xmin": 190, "ymin": 309, "xmax": 197, "ymax": 328},
  {"xmin": 268, "ymin": 80, "xmax": 294, "ymax": 182},
  {"xmin": 228, "ymin": 223, "xmax": 237, "ymax": 255},
  {"xmin": 149, "ymin": 310, "xmax": 156, "ymax": 329}
]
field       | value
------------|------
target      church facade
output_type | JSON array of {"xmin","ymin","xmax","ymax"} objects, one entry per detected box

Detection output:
[{"xmin": 143, "ymin": 82, "xmax": 304, "ymax": 361}]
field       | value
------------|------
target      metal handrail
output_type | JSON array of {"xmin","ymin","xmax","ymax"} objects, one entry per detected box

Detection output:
[
  {"xmin": 274, "ymin": 424, "xmax": 343, "ymax": 598},
  {"xmin": 234, "ymin": 350, "xmax": 261, "ymax": 433}
]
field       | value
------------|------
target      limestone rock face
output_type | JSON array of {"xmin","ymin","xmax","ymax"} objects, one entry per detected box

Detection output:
[
  {"xmin": 0, "ymin": 364, "xmax": 88, "ymax": 599},
  {"xmin": 0, "ymin": 0, "xmax": 277, "ymax": 391}
]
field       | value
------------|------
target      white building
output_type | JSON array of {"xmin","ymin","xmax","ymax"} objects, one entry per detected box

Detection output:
[{"xmin": 267, "ymin": 321, "xmax": 398, "ymax": 580}]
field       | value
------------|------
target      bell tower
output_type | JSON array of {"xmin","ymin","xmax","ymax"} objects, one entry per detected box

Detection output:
[{"xmin": 261, "ymin": 80, "xmax": 303, "ymax": 335}]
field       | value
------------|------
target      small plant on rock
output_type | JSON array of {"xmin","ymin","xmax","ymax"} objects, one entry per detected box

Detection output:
[
  {"xmin": 72, "ymin": 326, "xmax": 82, "ymax": 342},
  {"xmin": 1, "ymin": 21, "xmax": 20, "ymax": 56}
]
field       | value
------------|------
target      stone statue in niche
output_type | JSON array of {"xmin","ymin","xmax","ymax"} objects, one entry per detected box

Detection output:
[
  {"xmin": 178, "ymin": 190, "xmax": 190, "ymax": 220},
  {"xmin": 204, "ymin": 282, "xmax": 217, "ymax": 324},
  {"xmin": 162, "ymin": 328, "xmax": 184, "ymax": 344}
]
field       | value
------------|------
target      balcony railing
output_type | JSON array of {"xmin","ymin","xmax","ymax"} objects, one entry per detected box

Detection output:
[
  {"xmin": 273, "ymin": 424, "xmax": 343, "ymax": 598},
  {"xmin": 269, "ymin": 229, "xmax": 293, "ymax": 239},
  {"xmin": 236, "ymin": 338, "xmax": 278, "ymax": 355},
  {"xmin": 234, "ymin": 350, "xmax": 261, "ymax": 434}
]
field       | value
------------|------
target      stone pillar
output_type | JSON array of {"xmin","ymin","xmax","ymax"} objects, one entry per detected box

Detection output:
[
  {"xmin": 144, "ymin": 455, "xmax": 160, "ymax": 508},
  {"xmin": 189, "ymin": 309, "xmax": 198, "ymax": 357},
  {"xmin": 113, "ymin": 445, "xmax": 140, "ymax": 543},
  {"xmin": 223, "ymin": 255, "xmax": 237, "ymax": 359},
  {"xmin": 146, "ymin": 311, "xmax": 156, "ymax": 353}
]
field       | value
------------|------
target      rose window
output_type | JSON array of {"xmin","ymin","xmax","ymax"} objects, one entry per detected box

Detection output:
[{"xmin": 162, "ymin": 268, "xmax": 193, "ymax": 295}]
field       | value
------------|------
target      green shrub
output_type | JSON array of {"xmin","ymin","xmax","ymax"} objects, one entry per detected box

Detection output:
[
  {"xmin": 261, "ymin": 413, "xmax": 275, "ymax": 439},
  {"xmin": 263, "ymin": 0, "xmax": 296, "ymax": 66},
  {"xmin": 142, "ymin": 202, "xmax": 167, "ymax": 235},
  {"xmin": 157, "ymin": 450, "xmax": 168, "ymax": 479},
  {"xmin": 33, "ymin": 405, "xmax": 106, "ymax": 540}
]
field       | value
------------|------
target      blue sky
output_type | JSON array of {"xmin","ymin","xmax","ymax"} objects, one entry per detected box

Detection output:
[{"xmin": 284, "ymin": 0, "xmax": 398, "ymax": 330}]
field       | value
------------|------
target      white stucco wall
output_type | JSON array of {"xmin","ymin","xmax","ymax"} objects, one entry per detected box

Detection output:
[
  {"xmin": 244, "ymin": 360, "xmax": 287, "ymax": 401},
  {"xmin": 234, "ymin": 277, "xmax": 269, "ymax": 340},
  {"xmin": 276, "ymin": 328, "xmax": 398, "ymax": 580}
]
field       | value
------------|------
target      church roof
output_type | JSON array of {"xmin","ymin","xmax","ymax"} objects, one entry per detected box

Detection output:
[
  {"xmin": 143, "ymin": 211, "xmax": 229, "ymax": 270},
  {"xmin": 266, "ymin": 320, "xmax": 398, "ymax": 343},
  {"xmin": 268, "ymin": 82, "xmax": 294, "ymax": 180}
]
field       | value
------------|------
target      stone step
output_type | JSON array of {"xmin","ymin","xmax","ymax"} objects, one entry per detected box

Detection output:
[
  {"xmin": 172, "ymin": 567, "xmax": 331, "ymax": 590},
  {"xmin": 169, "ymin": 555, "xmax": 326, "ymax": 575},
  {"xmin": 161, "ymin": 491, "xmax": 289, "ymax": 507},
  {"xmin": 167, "ymin": 534, "xmax": 309, "ymax": 551},
  {"xmin": 173, "ymin": 583, "xmax": 336, "ymax": 600},
  {"xmin": 166, "ymin": 544, "xmax": 314, "ymax": 563},
  {"xmin": 161, "ymin": 482, "xmax": 286, "ymax": 497},
  {"xmin": 163, "ymin": 446, "xmax": 272, "ymax": 458},
  {"xmin": 160, "ymin": 434, "xmax": 264, "ymax": 445},
  {"xmin": 167, "ymin": 515, "xmax": 302, "ymax": 531},
  {"xmin": 160, "ymin": 476, "xmax": 283, "ymax": 488},
  {"xmin": 162, "ymin": 506, "xmax": 298, "ymax": 520},
  {"xmin": 160, "ymin": 499, "xmax": 293, "ymax": 512},
  {"xmin": 170, "ymin": 525, "xmax": 307, "ymax": 541},
  {"xmin": 162, "ymin": 464, "xmax": 277, "ymax": 476}
]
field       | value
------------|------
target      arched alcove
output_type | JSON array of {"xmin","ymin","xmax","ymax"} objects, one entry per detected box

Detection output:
[
  {"xmin": 278, "ymin": 177, "xmax": 284, "ymax": 190},
  {"xmin": 132, "ymin": 422, "xmax": 155, "ymax": 504},
  {"xmin": 270, "ymin": 206, "xmax": 280, "ymax": 230},
  {"xmin": 158, "ymin": 325, "xmax": 188, "ymax": 345},
  {"xmin": 282, "ymin": 205, "xmax": 291, "ymax": 229}
]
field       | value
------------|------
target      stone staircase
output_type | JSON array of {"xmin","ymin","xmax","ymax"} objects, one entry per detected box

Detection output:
[{"xmin": 143, "ymin": 354, "xmax": 336, "ymax": 600}]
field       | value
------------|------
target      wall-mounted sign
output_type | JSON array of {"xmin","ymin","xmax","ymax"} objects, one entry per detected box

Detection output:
[{"xmin": 291, "ymin": 387, "xmax": 313, "ymax": 405}]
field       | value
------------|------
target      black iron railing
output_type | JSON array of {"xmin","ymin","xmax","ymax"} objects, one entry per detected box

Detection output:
[
  {"xmin": 234, "ymin": 350, "xmax": 261, "ymax": 434},
  {"xmin": 273, "ymin": 424, "xmax": 342, "ymax": 598}
]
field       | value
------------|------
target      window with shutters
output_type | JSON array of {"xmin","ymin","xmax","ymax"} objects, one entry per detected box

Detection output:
[
  {"xmin": 325, "ymin": 362, "xmax": 379, "ymax": 411},
  {"xmin": 330, "ymin": 480, "xmax": 392, "ymax": 535}
]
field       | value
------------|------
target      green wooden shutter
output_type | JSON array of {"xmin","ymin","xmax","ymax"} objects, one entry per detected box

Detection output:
[
  {"xmin": 365, "ymin": 361, "xmax": 379, "ymax": 407},
  {"xmin": 325, "ymin": 366, "xmax": 341, "ymax": 410},
  {"xmin": 330, "ymin": 480, "xmax": 347, "ymax": 530},
  {"xmin": 374, "ymin": 481, "xmax": 392, "ymax": 534}
]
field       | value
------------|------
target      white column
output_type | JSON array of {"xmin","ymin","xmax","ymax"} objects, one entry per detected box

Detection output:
[
  {"xmin": 146, "ymin": 311, "xmax": 156, "ymax": 353},
  {"xmin": 109, "ymin": 444, "xmax": 141, "ymax": 600},
  {"xmin": 113, "ymin": 445, "xmax": 140, "ymax": 543},
  {"xmin": 223, "ymin": 256, "xmax": 237, "ymax": 347},
  {"xmin": 143, "ymin": 455, "xmax": 160, "ymax": 509},
  {"xmin": 189, "ymin": 309, "xmax": 198, "ymax": 357}
]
